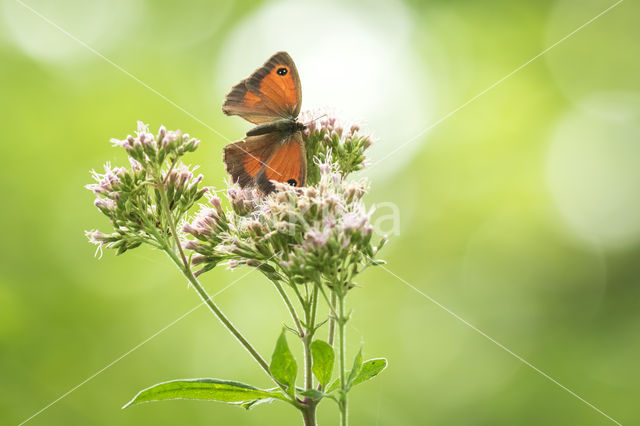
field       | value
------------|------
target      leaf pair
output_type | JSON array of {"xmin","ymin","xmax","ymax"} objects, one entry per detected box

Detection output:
[{"xmin": 123, "ymin": 331, "xmax": 387, "ymax": 410}]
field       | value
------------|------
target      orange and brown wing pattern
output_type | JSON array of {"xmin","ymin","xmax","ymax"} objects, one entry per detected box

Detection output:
[
  {"xmin": 223, "ymin": 135, "xmax": 278, "ymax": 188},
  {"xmin": 222, "ymin": 80, "xmax": 276, "ymax": 124},
  {"xmin": 257, "ymin": 132, "xmax": 306, "ymax": 193},
  {"xmin": 222, "ymin": 52, "xmax": 302, "ymax": 124},
  {"xmin": 223, "ymin": 132, "xmax": 306, "ymax": 194}
]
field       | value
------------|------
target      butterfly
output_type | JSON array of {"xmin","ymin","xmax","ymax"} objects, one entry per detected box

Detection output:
[{"xmin": 222, "ymin": 51, "xmax": 306, "ymax": 194}]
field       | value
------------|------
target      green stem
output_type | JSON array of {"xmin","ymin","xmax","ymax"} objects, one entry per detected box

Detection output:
[
  {"xmin": 327, "ymin": 291, "xmax": 337, "ymax": 346},
  {"xmin": 161, "ymin": 157, "xmax": 178, "ymax": 185},
  {"xmin": 317, "ymin": 287, "xmax": 337, "ymax": 394},
  {"xmin": 300, "ymin": 284, "xmax": 319, "ymax": 426},
  {"xmin": 291, "ymin": 281, "xmax": 307, "ymax": 310},
  {"xmin": 271, "ymin": 279, "xmax": 304, "ymax": 337},
  {"xmin": 156, "ymin": 184, "xmax": 299, "ymax": 406},
  {"xmin": 301, "ymin": 402, "xmax": 318, "ymax": 426},
  {"xmin": 163, "ymin": 243, "xmax": 274, "ymax": 375},
  {"xmin": 309, "ymin": 284, "xmax": 319, "ymax": 335},
  {"xmin": 304, "ymin": 285, "xmax": 319, "ymax": 392},
  {"xmin": 337, "ymin": 292, "xmax": 348, "ymax": 426}
]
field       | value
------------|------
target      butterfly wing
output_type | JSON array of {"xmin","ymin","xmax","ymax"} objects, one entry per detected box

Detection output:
[
  {"xmin": 222, "ymin": 51, "xmax": 302, "ymax": 124},
  {"xmin": 223, "ymin": 131, "xmax": 306, "ymax": 193},
  {"xmin": 223, "ymin": 135, "xmax": 278, "ymax": 189},
  {"xmin": 257, "ymin": 132, "xmax": 306, "ymax": 193}
]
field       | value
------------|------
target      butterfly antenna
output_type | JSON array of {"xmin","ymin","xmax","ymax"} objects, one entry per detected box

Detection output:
[{"xmin": 303, "ymin": 113, "xmax": 327, "ymax": 126}]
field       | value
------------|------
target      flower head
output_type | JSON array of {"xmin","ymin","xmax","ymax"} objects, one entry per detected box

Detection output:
[
  {"xmin": 86, "ymin": 123, "xmax": 206, "ymax": 256},
  {"xmin": 299, "ymin": 109, "xmax": 373, "ymax": 185},
  {"xmin": 87, "ymin": 120, "xmax": 385, "ymax": 287},
  {"xmin": 85, "ymin": 162, "xmax": 125, "ymax": 194},
  {"xmin": 181, "ymin": 155, "xmax": 384, "ymax": 288}
]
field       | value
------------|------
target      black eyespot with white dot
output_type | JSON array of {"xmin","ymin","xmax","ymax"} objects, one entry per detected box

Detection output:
[
  {"xmin": 277, "ymin": 67, "xmax": 288, "ymax": 76},
  {"xmin": 287, "ymin": 179, "xmax": 297, "ymax": 186}
]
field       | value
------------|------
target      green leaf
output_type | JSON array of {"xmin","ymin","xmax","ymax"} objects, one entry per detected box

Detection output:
[
  {"xmin": 122, "ymin": 378, "xmax": 286, "ymax": 409},
  {"xmin": 241, "ymin": 398, "xmax": 275, "ymax": 410},
  {"xmin": 350, "ymin": 358, "xmax": 387, "ymax": 387},
  {"xmin": 270, "ymin": 329, "xmax": 297, "ymax": 395},
  {"xmin": 327, "ymin": 358, "xmax": 388, "ymax": 393},
  {"xmin": 310, "ymin": 340, "xmax": 335, "ymax": 387},
  {"xmin": 241, "ymin": 387, "xmax": 282, "ymax": 410},
  {"xmin": 347, "ymin": 348, "xmax": 363, "ymax": 387},
  {"xmin": 297, "ymin": 389, "xmax": 325, "ymax": 400}
]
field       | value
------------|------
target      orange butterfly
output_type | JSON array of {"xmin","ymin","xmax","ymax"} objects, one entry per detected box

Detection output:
[{"xmin": 222, "ymin": 51, "xmax": 306, "ymax": 193}]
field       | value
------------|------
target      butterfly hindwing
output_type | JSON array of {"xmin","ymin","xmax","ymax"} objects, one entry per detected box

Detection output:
[
  {"xmin": 257, "ymin": 132, "xmax": 306, "ymax": 193},
  {"xmin": 223, "ymin": 131, "xmax": 306, "ymax": 194},
  {"xmin": 222, "ymin": 51, "xmax": 301, "ymax": 124},
  {"xmin": 223, "ymin": 135, "xmax": 278, "ymax": 188}
]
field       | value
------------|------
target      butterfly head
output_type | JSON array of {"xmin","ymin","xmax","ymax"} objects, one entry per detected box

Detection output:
[{"xmin": 294, "ymin": 121, "xmax": 307, "ymax": 132}]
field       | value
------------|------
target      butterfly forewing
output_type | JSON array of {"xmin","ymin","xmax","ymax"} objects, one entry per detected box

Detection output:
[
  {"xmin": 222, "ymin": 51, "xmax": 301, "ymax": 123},
  {"xmin": 222, "ymin": 83, "xmax": 275, "ymax": 124}
]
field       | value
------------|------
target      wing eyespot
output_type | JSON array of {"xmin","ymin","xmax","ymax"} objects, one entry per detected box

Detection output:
[
  {"xmin": 287, "ymin": 179, "xmax": 297, "ymax": 186},
  {"xmin": 223, "ymin": 52, "xmax": 300, "ymax": 124}
]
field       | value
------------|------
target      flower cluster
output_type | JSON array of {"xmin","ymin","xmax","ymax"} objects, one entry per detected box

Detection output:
[
  {"xmin": 299, "ymin": 109, "xmax": 373, "ymax": 186},
  {"xmin": 86, "ymin": 122, "xmax": 207, "ymax": 255},
  {"xmin": 181, "ymin": 159, "xmax": 386, "ymax": 288},
  {"xmin": 86, "ymin": 114, "xmax": 384, "ymax": 288},
  {"xmin": 110, "ymin": 121, "xmax": 200, "ymax": 167}
]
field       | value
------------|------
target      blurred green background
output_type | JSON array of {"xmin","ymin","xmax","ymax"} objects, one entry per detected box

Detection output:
[{"xmin": 1, "ymin": 0, "xmax": 639, "ymax": 424}]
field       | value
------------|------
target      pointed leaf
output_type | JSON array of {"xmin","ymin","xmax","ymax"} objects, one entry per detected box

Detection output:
[
  {"xmin": 311, "ymin": 340, "xmax": 335, "ymax": 387},
  {"xmin": 123, "ymin": 378, "xmax": 286, "ymax": 409},
  {"xmin": 327, "ymin": 358, "xmax": 388, "ymax": 392},
  {"xmin": 270, "ymin": 329, "xmax": 297, "ymax": 394},
  {"xmin": 346, "ymin": 348, "xmax": 363, "ymax": 387}
]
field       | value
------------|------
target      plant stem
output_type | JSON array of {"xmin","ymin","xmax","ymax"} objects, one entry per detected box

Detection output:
[
  {"xmin": 317, "ymin": 287, "xmax": 337, "ymax": 394},
  {"xmin": 337, "ymin": 293, "xmax": 348, "ymax": 426},
  {"xmin": 291, "ymin": 281, "xmax": 307, "ymax": 310},
  {"xmin": 309, "ymin": 284, "xmax": 319, "ymax": 335},
  {"xmin": 301, "ymin": 402, "xmax": 318, "ymax": 426},
  {"xmin": 163, "ymin": 245, "xmax": 274, "ymax": 374},
  {"xmin": 300, "ymin": 284, "xmax": 319, "ymax": 426},
  {"xmin": 271, "ymin": 279, "xmax": 304, "ymax": 337},
  {"xmin": 157, "ymin": 185, "xmax": 299, "ymax": 406},
  {"xmin": 327, "ymin": 291, "xmax": 337, "ymax": 346},
  {"xmin": 303, "ymin": 285, "xmax": 319, "ymax": 393}
]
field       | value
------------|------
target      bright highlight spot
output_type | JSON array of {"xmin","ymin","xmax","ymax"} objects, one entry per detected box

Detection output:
[
  {"xmin": 215, "ymin": 0, "xmax": 434, "ymax": 180},
  {"xmin": 1, "ymin": 0, "xmax": 139, "ymax": 63},
  {"xmin": 546, "ymin": 92, "xmax": 640, "ymax": 249}
]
